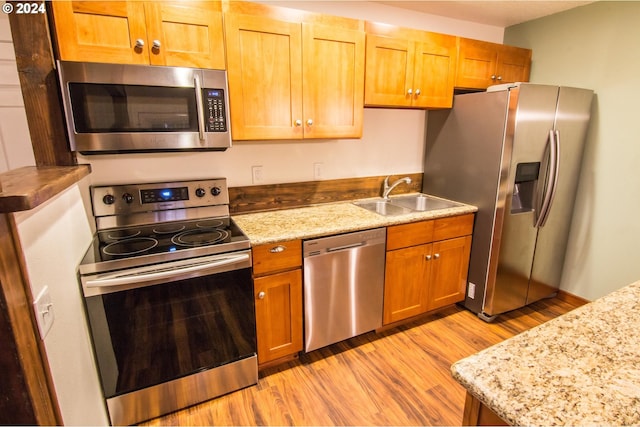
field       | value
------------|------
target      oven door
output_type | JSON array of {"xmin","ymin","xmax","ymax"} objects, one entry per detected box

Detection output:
[
  {"xmin": 81, "ymin": 250, "xmax": 256, "ymax": 425},
  {"xmin": 57, "ymin": 60, "xmax": 231, "ymax": 153}
]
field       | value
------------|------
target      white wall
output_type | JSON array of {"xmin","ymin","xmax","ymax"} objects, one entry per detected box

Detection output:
[
  {"xmin": 78, "ymin": 1, "xmax": 504, "ymax": 187},
  {"xmin": 505, "ymin": 1, "xmax": 640, "ymax": 300},
  {"xmin": 13, "ymin": 179, "xmax": 109, "ymax": 426},
  {"xmin": 81, "ymin": 108, "xmax": 426, "ymax": 186},
  {"xmin": 0, "ymin": 10, "xmax": 35, "ymax": 172}
]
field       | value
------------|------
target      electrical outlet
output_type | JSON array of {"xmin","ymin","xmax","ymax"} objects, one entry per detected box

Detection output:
[
  {"xmin": 313, "ymin": 162, "xmax": 323, "ymax": 180},
  {"xmin": 467, "ymin": 282, "xmax": 476, "ymax": 299},
  {"xmin": 33, "ymin": 286, "xmax": 54, "ymax": 339},
  {"xmin": 252, "ymin": 165, "xmax": 264, "ymax": 184}
]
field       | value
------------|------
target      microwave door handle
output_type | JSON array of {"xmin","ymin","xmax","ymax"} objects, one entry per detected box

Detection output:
[
  {"xmin": 194, "ymin": 75, "xmax": 206, "ymax": 141},
  {"xmin": 84, "ymin": 253, "xmax": 250, "ymax": 288}
]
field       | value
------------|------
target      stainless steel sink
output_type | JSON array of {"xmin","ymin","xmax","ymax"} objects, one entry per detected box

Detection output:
[
  {"xmin": 353, "ymin": 199, "xmax": 414, "ymax": 216},
  {"xmin": 353, "ymin": 194, "xmax": 461, "ymax": 216},
  {"xmin": 387, "ymin": 194, "xmax": 462, "ymax": 211}
]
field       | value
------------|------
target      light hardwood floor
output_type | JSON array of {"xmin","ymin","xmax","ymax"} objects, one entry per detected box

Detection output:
[{"xmin": 142, "ymin": 297, "xmax": 581, "ymax": 426}]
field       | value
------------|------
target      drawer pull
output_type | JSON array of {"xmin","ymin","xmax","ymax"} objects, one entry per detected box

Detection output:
[{"xmin": 269, "ymin": 245, "xmax": 286, "ymax": 253}]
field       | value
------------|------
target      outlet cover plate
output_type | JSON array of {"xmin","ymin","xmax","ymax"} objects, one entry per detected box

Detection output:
[{"xmin": 33, "ymin": 286, "xmax": 54, "ymax": 339}]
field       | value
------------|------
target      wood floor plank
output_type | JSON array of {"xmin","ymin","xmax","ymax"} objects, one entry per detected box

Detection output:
[{"xmin": 140, "ymin": 297, "xmax": 582, "ymax": 426}]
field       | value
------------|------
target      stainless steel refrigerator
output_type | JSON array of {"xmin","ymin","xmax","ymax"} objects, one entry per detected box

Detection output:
[{"xmin": 424, "ymin": 83, "xmax": 593, "ymax": 320}]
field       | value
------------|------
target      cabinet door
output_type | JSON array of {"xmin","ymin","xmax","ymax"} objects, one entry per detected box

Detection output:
[
  {"xmin": 51, "ymin": 1, "xmax": 148, "ymax": 65},
  {"xmin": 254, "ymin": 269, "xmax": 303, "ymax": 364},
  {"xmin": 427, "ymin": 235, "xmax": 472, "ymax": 311},
  {"xmin": 412, "ymin": 33, "xmax": 457, "ymax": 108},
  {"xmin": 496, "ymin": 45, "xmax": 532, "ymax": 84},
  {"xmin": 144, "ymin": 1, "xmax": 225, "ymax": 69},
  {"xmin": 455, "ymin": 38, "xmax": 498, "ymax": 89},
  {"xmin": 383, "ymin": 244, "xmax": 431, "ymax": 324},
  {"xmin": 364, "ymin": 34, "xmax": 414, "ymax": 107},
  {"xmin": 224, "ymin": 14, "xmax": 303, "ymax": 140},
  {"xmin": 302, "ymin": 23, "xmax": 365, "ymax": 138}
]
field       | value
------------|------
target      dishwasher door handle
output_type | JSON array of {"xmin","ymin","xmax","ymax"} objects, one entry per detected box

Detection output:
[{"xmin": 326, "ymin": 241, "xmax": 365, "ymax": 252}]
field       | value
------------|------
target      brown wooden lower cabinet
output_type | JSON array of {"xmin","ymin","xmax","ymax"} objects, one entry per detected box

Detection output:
[
  {"xmin": 383, "ymin": 214, "xmax": 473, "ymax": 325},
  {"xmin": 254, "ymin": 269, "xmax": 303, "ymax": 365},
  {"xmin": 462, "ymin": 391, "xmax": 508, "ymax": 426},
  {"xmin": 252, "ymin": 240, "xmax": 303, "ymax": 366}
]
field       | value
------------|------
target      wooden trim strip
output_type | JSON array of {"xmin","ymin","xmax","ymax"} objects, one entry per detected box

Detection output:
[{"xmin": 229, "ymin": 173, "xmax": 423, "ymax": 214}]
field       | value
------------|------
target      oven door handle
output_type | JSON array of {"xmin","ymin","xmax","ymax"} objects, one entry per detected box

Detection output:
[{"xmin": 84, "ymin": 253, "xmax": 250, "ymax": 288}]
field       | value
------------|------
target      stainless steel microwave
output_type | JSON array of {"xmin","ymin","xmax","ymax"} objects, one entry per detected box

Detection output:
[{"xmin": 57, "ymin": 61, "xmax": 231, "ymax": 154}]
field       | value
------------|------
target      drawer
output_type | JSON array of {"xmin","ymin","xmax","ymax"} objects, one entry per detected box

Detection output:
[
  {"xmin": 433, "ymin": 214, "xmax": 474, "ymax": 241},
  {"xmin": 386, "ymin": 213, "xmax": 475, "ymax": 250},
  {"xmin": 387, "ymin": 220, "xmax": 434, "ymax": 250},
  {"xmin": 252, "ymin": 239, "xmax": 302, "ymax": 276}
]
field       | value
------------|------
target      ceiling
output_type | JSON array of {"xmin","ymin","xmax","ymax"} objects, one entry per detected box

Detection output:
[{"xmin": 376, "ymin": 1, "xmax": 594, "ymax": 27}]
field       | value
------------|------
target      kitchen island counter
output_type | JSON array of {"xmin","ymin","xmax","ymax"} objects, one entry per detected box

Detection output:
[
  {"xmin": 232, "ymin": 195, "xmax": 477, "ymax": 245},
  {"xmin": 451, "ymin": 280, "xmax": 640, "ymax": 426}
]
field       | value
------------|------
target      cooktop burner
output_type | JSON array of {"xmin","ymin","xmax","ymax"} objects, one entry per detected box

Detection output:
[
  {"xmin": 172, "ymin": 229, "xmax": 230, "ymax": 247},
  {"xmin": 103, "ymin": 237, "xmax": 159, "ymax": 256}
]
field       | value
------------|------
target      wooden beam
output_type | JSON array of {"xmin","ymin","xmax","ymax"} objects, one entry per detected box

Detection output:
[{"xmin": 8, "ymin": 3, "xmax": 76, "ymax": 167}]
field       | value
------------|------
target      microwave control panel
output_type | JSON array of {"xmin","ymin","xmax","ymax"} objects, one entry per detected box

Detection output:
[{"xmin": 203, "ymin": 89, "xmax": 227, "ymax": 132}]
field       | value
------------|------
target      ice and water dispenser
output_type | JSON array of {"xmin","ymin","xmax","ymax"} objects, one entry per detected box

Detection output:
[{"xmin": 511, "ymin": 162, "xmax": 540, "ymax": 213}]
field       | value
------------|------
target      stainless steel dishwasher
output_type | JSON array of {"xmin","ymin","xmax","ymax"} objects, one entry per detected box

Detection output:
[{"xmin": 303, "ymin": 228, "xmax": 386, "ymax": 352}]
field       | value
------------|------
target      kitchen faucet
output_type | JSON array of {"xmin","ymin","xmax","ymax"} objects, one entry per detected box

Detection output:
[{"xmin": 382, "ymin": 176, "xmax": 412, "ymax": 200}]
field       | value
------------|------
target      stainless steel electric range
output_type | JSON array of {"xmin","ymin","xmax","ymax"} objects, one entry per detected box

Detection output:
[{"xmin": 78, "ymin": 178, "xmax": 257, "ymax": 426}]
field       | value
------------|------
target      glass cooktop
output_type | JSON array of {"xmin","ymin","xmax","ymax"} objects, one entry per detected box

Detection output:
[{"xmin": 79, "ymin": 216, "xmax": 250, "ymax": 275}]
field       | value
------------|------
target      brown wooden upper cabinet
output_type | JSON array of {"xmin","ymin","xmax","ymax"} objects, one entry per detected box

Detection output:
[
  {"xmin": 364, "ymin": 23, "xmax": 457, "ymax": 109},
  {"xmin": 50, "ymin": 1, "xmax": 225, "ymax": 69},
  {"xmin": 223, "ymin": 4, "xmax": 365, "ymax": 140},
  {"xmin": 456, "ymin": 38, "xmax": 531, "ymax": 90}
]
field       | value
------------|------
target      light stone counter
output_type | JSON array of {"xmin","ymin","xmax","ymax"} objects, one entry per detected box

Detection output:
[
  {"xmin": 451, "ymin": 280, "xmax": 640, "ymax": 426},
  {"xmin": 232, "ymin": 196, "xmax": 477, "ymax": 245}
]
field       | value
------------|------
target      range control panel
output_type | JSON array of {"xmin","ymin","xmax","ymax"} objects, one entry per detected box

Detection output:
[{"xmin": 92, "ymin": 178, "xmax": 229, "ymax": 217}]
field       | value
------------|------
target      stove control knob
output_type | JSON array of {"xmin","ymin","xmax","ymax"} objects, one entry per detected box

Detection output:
[
  {"xmin": 103, "ymin": 194, "xmax": 115, "ymax": 205},
  {"xmin": 195, "ymin": 188, "xmax": 206, "ymax": 198},
  {"xmin": 211, "ymin": 186, "xmax": 221, "ymax": 196},
  {"xmin": 122, "ymin": 193, "xmax": 134, "ymax": 204}
]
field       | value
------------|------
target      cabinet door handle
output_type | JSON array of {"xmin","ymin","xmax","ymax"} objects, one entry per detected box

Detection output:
[
  {"xmin": 152, "ymin": 40, "xmax": 161, "ymax": 51},
  {"xmin": 269, "ymin": 245, "xmax": 286, "ymax": 253},
  {"xmin": 306, "ymin": 119, "xmax": 313, "ymax": 126},
  {"xmin": 258, "ymin": 291, "xmax": 266, "ymax": 299},
  {"xmin": 295, "ymin": 119, "xmax": 302, "ymax": 127},
  {"xmin": 425, "ymin": 254, "xmax": 432, "ymax": 261},
  {"xmin": 434, "ymin": 253, "xmax": 440, "ymax": 259},
  {"xmin": 415, "ymin": 89, "xmax": 421, "ymax": 96},
  {"xmin": 491, "ymin": 74, "xmax": 497, "ymax": 80},
  {"xmin": 407, "ymin": 88, "xmax": 413, "ymax": 95},
  {"xmin": 135, "ymin": 39, "xmax": 145, "ymax": 49},
  {"xmin": 496, "ymin": 76, "xmax": 503, "ymax": 81}
]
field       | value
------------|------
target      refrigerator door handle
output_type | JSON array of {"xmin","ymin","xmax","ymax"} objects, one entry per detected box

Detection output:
[{"xmin": 535, "ymin": 129, "xmax": 561, "ymax": 228}]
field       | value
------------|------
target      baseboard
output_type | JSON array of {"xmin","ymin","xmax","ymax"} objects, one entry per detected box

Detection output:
[{"xmin": 555, "ymin": 289, "xmax": 590, "ymax": 307}]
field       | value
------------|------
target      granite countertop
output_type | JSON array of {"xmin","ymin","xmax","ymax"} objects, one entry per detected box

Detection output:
[
  {"xmin": 232, "ymin": 195, "xmax": 477, "ymax": 245},
  {"xmin": 451, "ymin": 280, "xmax": 640, "ymax": 426}
]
